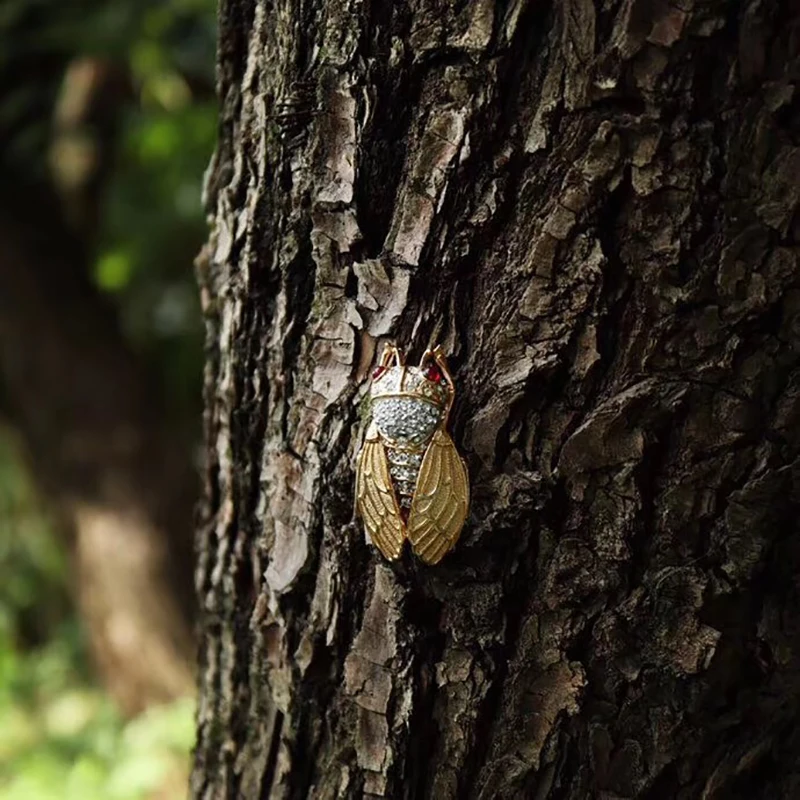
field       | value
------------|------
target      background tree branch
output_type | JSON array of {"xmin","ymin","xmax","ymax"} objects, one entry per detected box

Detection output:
[{"xmin": 0, "ymin": 169, "xmax": 197, "ymax": 714}]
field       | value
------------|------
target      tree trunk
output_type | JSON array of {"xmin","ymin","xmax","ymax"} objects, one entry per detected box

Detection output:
[
  {"xmin": 0, "ymin": 179, "xmax": 197, "ymax": 714},
  {"xmin": 0, "ymin": 6, "xmax": 200, "ymax": 713},
  {"xmin": 192, "ymin": 1, "xmax": 800, "ymax": 797}
]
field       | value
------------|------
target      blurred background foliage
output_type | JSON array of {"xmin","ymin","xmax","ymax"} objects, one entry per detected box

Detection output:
[
  {"xmin": 0, "ymin": 432, "xmax": 196, "ymax": 800},
  {"xmin": 0, "ymin": 0, "xmax": 216, "ymax": 796},
  {"xmin": 2, "ymin": 0, "xmax": 216, "ymax": 416}
]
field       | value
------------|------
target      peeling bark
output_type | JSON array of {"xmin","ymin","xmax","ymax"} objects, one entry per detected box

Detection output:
[{"xmin": 193, "ymin": 1, "xmax": 800, "ymax": 797}]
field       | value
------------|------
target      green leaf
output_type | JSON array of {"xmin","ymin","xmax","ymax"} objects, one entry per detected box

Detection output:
[{"xmin": 94, "ymin": 250, "xmax": 133, "ymax": 291}]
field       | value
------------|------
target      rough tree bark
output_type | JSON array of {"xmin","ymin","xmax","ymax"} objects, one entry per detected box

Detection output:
[{"xmin": 193, "ymin": 1, "xmax": 800, "ymax": 797}]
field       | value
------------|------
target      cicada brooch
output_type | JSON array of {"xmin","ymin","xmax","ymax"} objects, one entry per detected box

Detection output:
[{"xmin": 356, "ymin": 344, "xmax": 469, "ymax": 564}]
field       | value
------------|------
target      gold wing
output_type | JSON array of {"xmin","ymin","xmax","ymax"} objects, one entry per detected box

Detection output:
[
  {"xmin": 407, "ymin": 429, "xmax": 469, "ymax": 564},
  {"xmin": 356, "ymin": 425, "xmax": 405, "ymax": 560}
]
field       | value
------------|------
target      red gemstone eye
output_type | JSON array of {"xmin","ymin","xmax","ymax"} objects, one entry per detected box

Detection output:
[
  {"xmin": 424, "ymin": 363, "xmax": 444, "ymax": 384},
  {"xmin": 372, "ymin": 365, "xmax": 387, "ymax": 380}
]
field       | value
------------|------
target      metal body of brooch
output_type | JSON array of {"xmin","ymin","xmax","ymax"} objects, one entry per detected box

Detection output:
[{"xmin": 355, "ymin": 344, "xmax": 469, "ymax": 564}]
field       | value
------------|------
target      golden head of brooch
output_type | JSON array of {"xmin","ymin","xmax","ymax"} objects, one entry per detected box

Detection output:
[{"xmin": 355, "ymin": 344, "xmax": 469, "ymax": 564}]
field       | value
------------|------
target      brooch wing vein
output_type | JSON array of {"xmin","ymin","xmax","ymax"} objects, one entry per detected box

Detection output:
[
  {"xmin": 408, "ymin": 429, "xmax": 469, "ymax": 564},
  {"xmin": 356, "ymin": 426, "xmax": 405, "ymax": 560}
]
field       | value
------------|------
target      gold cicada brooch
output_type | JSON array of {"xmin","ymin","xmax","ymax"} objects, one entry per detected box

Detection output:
[{"xmin": 356, "ymin": 344, "xmax": 469, "ymax": 564}]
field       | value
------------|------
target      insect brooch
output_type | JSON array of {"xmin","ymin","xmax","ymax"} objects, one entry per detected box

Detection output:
[{"xmin": 356, "ymin": 344, "xmax": 469, "ymax": 564}]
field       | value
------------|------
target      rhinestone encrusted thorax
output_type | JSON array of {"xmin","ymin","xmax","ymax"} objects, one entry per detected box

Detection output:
[{"xmin": 370, "ymin": 364, "xmax": 450, "ymax": 509}]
